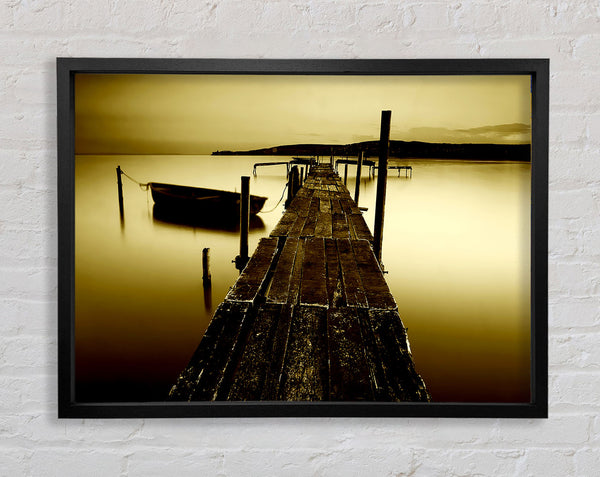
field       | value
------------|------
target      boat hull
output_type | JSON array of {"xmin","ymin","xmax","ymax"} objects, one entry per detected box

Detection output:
[{"xmin": 149, "ymin": 182, "xmax": 267, "ymax": 217}]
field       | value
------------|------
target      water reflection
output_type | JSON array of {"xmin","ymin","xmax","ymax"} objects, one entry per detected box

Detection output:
[{"xmin": 152, "ymin": 204, "xmax": 266, "ymax": 232}]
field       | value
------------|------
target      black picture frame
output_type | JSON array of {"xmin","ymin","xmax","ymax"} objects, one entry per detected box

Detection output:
[{"xmin": 57, "ymin": 58, "xmax": 548, "ymax": 418}]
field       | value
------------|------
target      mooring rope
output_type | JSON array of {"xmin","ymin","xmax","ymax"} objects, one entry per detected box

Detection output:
[
  {"xmin": 258, "ymin": 182, "xmax": 288, "ymax": 214},
  {"xmin": 120, "ymin": 169, "xmax": 150, "ymax": 191}
]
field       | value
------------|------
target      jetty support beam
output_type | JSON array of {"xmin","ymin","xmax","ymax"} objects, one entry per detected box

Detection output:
[{"xmin": 373, "ymin": 110, "xmax": 391, "ymax": 264}]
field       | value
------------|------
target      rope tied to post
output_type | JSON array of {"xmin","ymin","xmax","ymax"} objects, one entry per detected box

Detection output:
[{"xmin": 119, "ymin": 168, "xmax": 150, "ymax": 191}]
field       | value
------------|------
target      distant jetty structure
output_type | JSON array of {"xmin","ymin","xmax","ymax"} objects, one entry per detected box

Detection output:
[{"xmin": 169, "ymin": 163, "xmax": 430, "ymax": 402}]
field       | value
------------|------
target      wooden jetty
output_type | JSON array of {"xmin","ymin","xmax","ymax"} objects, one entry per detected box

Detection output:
[{"xmin": 169, "ymin": 164, "xmax": 430, "ymax": 402}]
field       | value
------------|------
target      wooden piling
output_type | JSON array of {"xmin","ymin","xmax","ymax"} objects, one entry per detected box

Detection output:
[
  {"xmin": 373, "ymin": 111, "xmax": 391, "ymax": 264},
  {"xmin": 116, "ymin": 166, "xmax": 124, "ymax": 221},
  {"xmin": 285, "ymin": 165, "xmax": 300, "ymax": 208},
  {"xmin": 354, "ymin": 151, "xmax": 363, "ymax": 204},
  {"xmin": 202, "ymin": 248, "xmax": 211, "ymax": 287},
  {"xmin": 343, "ymin": 163, "xmax": 348, "ymax": 185},
  {"xmin": 237, "ymin": 176, "xmax": 250, "ymax": 270}
]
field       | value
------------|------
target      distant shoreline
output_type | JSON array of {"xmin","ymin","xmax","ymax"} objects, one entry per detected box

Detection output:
[{"xmin": 212, "ymin": 140, "xmax": 531, "ymax": 162}]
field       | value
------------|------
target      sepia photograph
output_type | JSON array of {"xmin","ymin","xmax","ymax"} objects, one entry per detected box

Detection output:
[{"xmin": 70, "ymin": 66, "xmax": 534, "ymax": 408}]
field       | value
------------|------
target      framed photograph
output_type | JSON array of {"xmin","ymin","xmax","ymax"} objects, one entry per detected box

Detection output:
[{"xmin": 58, "ymin": 58, "xmax": 548, "ymax": 418}]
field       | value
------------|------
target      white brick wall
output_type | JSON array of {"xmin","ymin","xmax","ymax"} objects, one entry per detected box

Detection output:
[{"xmin": 0, "ymin": 0, "xmax": 598, "ymax": 475}]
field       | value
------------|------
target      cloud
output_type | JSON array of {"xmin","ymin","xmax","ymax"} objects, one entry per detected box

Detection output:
[{"xmin": 401, "ymin": 123, "xmax": 531, "ymax": 144}]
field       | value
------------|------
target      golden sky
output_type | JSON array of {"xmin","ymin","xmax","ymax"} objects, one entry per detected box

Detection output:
[{"xmin": 75, "ymin": 74, "xmax": 531, "ymax": 154}]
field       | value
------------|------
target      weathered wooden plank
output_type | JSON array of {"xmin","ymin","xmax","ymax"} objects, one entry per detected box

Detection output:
[
  {"xmin": 266, "ymin": 237, "xmax": 299, "ymax": 304},
  {"xmin": 300, "ymin": 237, "xmax": 328, "ymax": 306},
  {"xmin": 351, "ymin": 240, "xmax": 396, "ymax": 310},
  {"xmin": 332, "ymin": 212, "xmax": 350, "ymax": 239},
  {"xmin": 324, "ymin": 238, "xmax": 343, "ymax": 308},
  {"xmin": 340, "ymin": 198, "xmax": 361, "ymax": 215},
  {"xmin": 315, "ymin": 189, "xmax": 329, "ymax": 200},
  {"xmin": 356, "ymin": 308, "xmax": 396, "ymax": 400},
  {"xmin": 348, "ymin": 214, "xmax": 374, "ymax": 242},
  {"xmin": 225, "ymin": 238, "xmax": 278, "ymax": 303},
  {"xmin": 319, "ymin": 197, "xmax": 331, "ymax": 213},
  {"xmin": 188, "ymin": 302, "xmax": 253, "ymax": 401},
  {"xmin": 314, "ymin": 210, "xmax": 333, "ymax": 238},
  {"xmin": 300, "ymin": 197, "xmax": 319, "ymax": 236},
  {"xmin": 227, "ymin": 303, "xmax": 283, "ymax": 400},
  {"xmin": 270, "ymin": 211, "xmax": 298, "ymax": 237},
  {"xmin": 286, "ymin": 238, "xmax": 305, "ymax": 305},
  {"xmin": 330, "ymin": 198, "xmax": 343, "ymax": 214},
  {"xmin": 169, "ymin": 302, "xmax": 246, "ymax": 400},
  {"xmin": 337, "ymin": 238, "xmax": 368, "ymax": 307},
  {"xmin": 327, "ymin": 308, "xmax": 373, "ymax": 400},
  {"xmin": 279, "ymin": 305, "xmax": 328, "ymax": 400},
  {"xmin": 296, "ymin": 187, "xmax": 312, "ymax": 198},
  {"xmin": 288, "ymin": 213, "xmax": 307, "ymax": 237},
  {"xmin": 287, "ymin": 196, "xmax": 311, "ymax": 216},
  {"xmin": 260, "ymin": 304, "xmax": 294, "ymax": 400},
  {"xmin": 367, "ymin": 309, "xmax": 430, "ymax": 402}
]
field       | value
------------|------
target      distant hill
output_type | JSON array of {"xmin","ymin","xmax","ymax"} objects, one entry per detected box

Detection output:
[{"xmin": 212, "ymin": 140, "xmax": 531, "ymax": 161}]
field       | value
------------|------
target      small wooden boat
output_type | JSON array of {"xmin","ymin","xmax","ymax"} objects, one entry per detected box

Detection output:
[{"xmin": 149, "ymin": 182, "xmax": 267, "ymax": 216}]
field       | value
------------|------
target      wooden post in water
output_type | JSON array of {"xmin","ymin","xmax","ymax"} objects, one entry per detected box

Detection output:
[
  {"xmin": 344, "ymin": 162, "xmax": 348, "ymax": 185},
  {"xmin": 116, "ymin": 165, "xmax": 124, "ymax": 221},
  {"xmin": 236, "ymin": 176, "xmax": 250, "ymax": 271},
  {"xmin": 285, "ymin": 165, "xmax": 300, "ymax": 208},
  {"xmin": 300, "ymin": 167, "xmax": 304, "ymax": 187},
  {"xmin": 373, "ymin": 110, "xmax": 391, "ymax": 264},
  {"xmin": 354, "ymin": 150, "xmax": 363, "ymax": 204},
  {"xmin": 291, "ymin": 166, "xmax": 300, "ymax": 197},
  {"xmin": 202, "ymin": 248, "xmax": 211, "ymax": 287}
]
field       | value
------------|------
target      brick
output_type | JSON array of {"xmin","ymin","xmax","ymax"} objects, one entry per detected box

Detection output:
[
  {"xmin": 0, "ymin": 449, "xmax": 32, "ymax": 477},
  {"xmin": 453, "ymin": 2, "xmax": 501, "ymax": 34},
  {"xmin": 550, "ymin": 332, "xmax": 600, "ymax": 369},
  {"xmin": 409, "ymin": 3, "xmax": 454, "ymax": 32},
  {"xmin": 549, "ymin": 298, "xmax": 600, "ymax": 328},
  {"xmin": 552, "ymin": 373, "xmax": 600, "ymax": 408},
  {"xmin": 573, "ymin": 34, "xmax": 600, "ymax": 68},
  {"xmin": 308, "ymin": 2, "xmax": 356, "ymax": 31},
  {"xmin": 548, "ymin": 261, "xmax": 600, "ymax": 298},
  {"xmin": 551, "ymin": 113, "xmax": 588, "ymax": 144},
  {"xmin": 127, "ymin": 449, "xmax": 223, "ymax": 477},
  {"xmin": 479, "ymin": 37, "xmax": 576, "ymax": 72},
  {"xmin": 552, "ymin": 71, "xmax": 600, "ymax": 108},
  {"xmin": 0, "ymin": 376, "xmax": 46, "ymax": 414},
  {"xmin": 0, "ymin": 335, "xmax": 56, "ymax": 374},
  {"xmin": 0, "ymin": 298, "xmax": 53, "ymax": 336},
  {"xmin": 63, "ymin": 1, "xmax": 114, "ymax": 30},
  {"xmin": 12, "ymin": 0, "xmax": 66, "ymax": 31},
  {"xmin": 587, "ymin": 113, "xmax": 600, "ymax": 144},
  {"xmin": 521, "ymin": 449, "xmax": 577, "ymax": 476},
  {"xmin": 493, "ymin": 415, "xmax": 590, "ymax": 445},
  {"xmin": 549, "ymin": 189, "xmax": 599, "ymax": 220},
  {"xmin": 549, "ymin": 146, "xmax": 600, "ymax": 185},
  {"xmin": 575, "ymin": 448, "xmax": 600, "ymax": 476},
  {"xmin": 30, "ymin": 450, "xmax": 122, "ymax": 477},
  {"xmin": 414, "ymin": 449, "xmax": 523, "ymax": 477},
  {"xmin": 356, "ymin": 4, "xmax": 403, "ymax": 32},
  {"xmin": 549, "ymin": 226, "xmax": 583, "ymax": 257},
  {"xmin": 0, "ymin": 188, "xmax": 56, "ymax": 226}
]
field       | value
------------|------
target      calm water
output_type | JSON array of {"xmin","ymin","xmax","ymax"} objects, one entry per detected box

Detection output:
[{"xmin": 75, "ymin": 155, "xmax": 530, "ymax": 402}]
